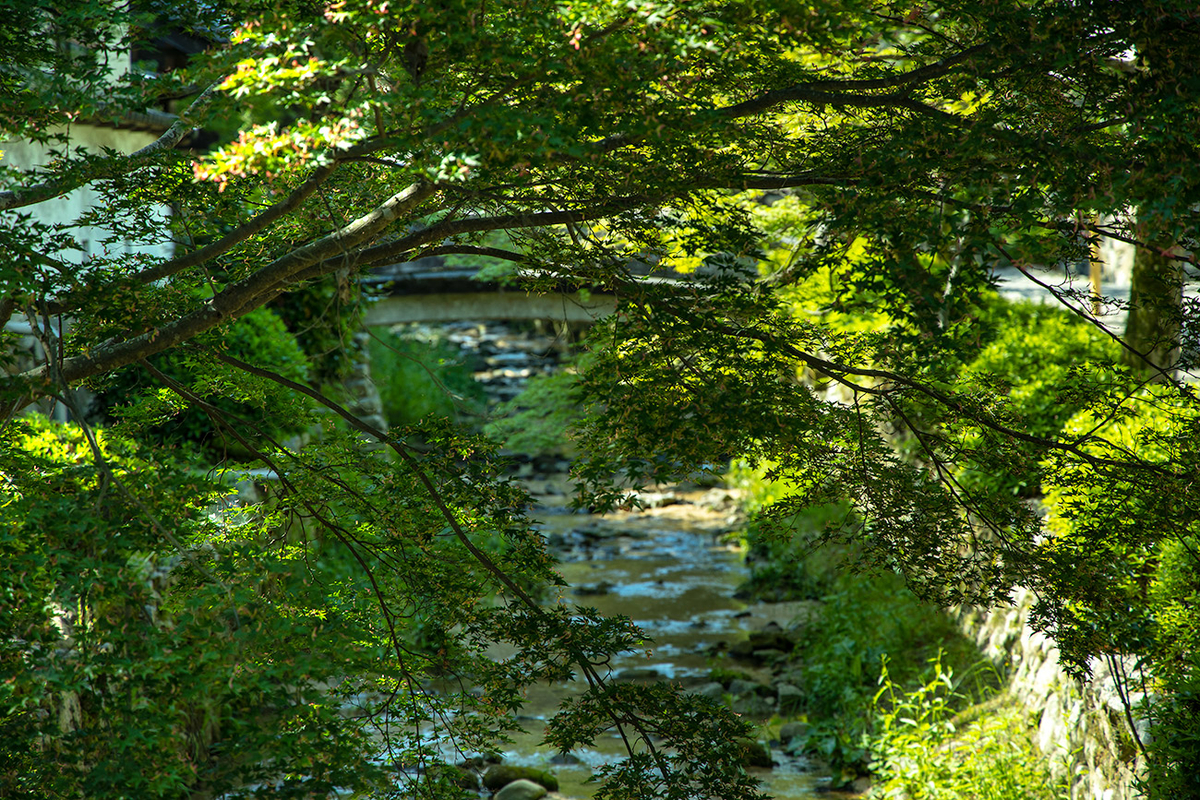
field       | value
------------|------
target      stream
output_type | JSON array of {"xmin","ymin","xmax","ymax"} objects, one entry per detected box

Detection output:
[
  {"xmin": 384, "ymin": 321, "xmax": 848, "ymax": 798},
  {"xmin": 483, "ymin": 482, "xmax": 842, "ymax": 800}
]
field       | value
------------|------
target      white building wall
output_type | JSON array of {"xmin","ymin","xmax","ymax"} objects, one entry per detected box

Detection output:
[
  {"xmin": 1, "ymin": 124, "xmax": 175, "ymax": 264},
  {"xmin": 2, "ymin": 122, "xmax": 176, "ymax": 421}
]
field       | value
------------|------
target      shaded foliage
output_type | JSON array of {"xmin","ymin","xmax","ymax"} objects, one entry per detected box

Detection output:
[{"xmin": 2, "ymin": 0, "xmax": 1198, "ymax": 796}]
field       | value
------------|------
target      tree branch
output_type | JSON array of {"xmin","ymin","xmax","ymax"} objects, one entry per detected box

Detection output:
[
  {"xmin": 688, "ymin": 314, "xmax": 1179, "ymax": 478},
  {"xmin": 720, "ymin": 87, "xmax": 964, "ymax": 126},
  {"xmin": 733, "ymin": 173, "xmax": 859, "ymax": 190},
  {"xmin": 588, "ymin": 44, "xmax": 988, "ymax": 152},
  {"xmin": 1005, "ymin": 256, "xmax": 1190, "ymax": 386},
  {"xmin": 417, "ymin": 245, "xmax": 528, "ymax": 262},
  {"xmin": 5, "ymin": 180, "xmax": 436, "ymax": 396},
  {"xmin": 0, "ymin": 83, "xmax": 221, "ymax": 211},
  {"xmin": 213, "ymin": 352, "xmax": 673, "ymax": 782},
  {"xmin": 319, "ymin": 195, "xmax": 655, "ymax": 275},
  {"xmin": 132, "ymin": 163, "xmax": 340, "ymax": 284},
  {"xmin": 787, "ymin": 43, "xmax": 990, "ymax": 92}
]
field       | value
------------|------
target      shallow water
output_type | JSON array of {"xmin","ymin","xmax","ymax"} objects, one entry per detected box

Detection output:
[{"xmin": 484, "ymin": 502, "xmax": 843, "ymax": 799}]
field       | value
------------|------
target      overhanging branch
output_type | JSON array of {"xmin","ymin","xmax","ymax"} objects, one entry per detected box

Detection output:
[
  {"xmin": 589, "ymin": 43, "xmax": 988, "ymax": 153},
  {"xmin": 318, "ymin": 195, "xmax": 656, "ymax": 274},
  {"xmin": 5, "ymin": 179, "xmax": 436, "ymax": 396},
  {"xmin": 0, "ymin": 83, "xmax": 220, "ymax": 212},
  {"xmin": 682, "ymin": 311, "xmax": 1180, "ymax": 478},
  {"xmin": 720, "ymin": 88, "xmax": 964, "ymax": 126},
  {"xmin": 133, "ymin": 163, "xmax": 340, "ymax": 284}
]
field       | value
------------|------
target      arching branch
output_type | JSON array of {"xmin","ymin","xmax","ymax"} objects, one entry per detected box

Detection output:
[{"xmin": 4, "ymin": 180, "xmax": 436, "ymax": 401}]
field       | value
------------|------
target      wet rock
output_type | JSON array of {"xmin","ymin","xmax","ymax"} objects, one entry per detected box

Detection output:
[
  {"xmin": 698, "ymin": 488, "xmax": 742, "ymax": 512},
  {"xmin": 779, "ymin": 721, "xmax": 810, "ymax": 747},
  {"xmin": 821, "ymin": 770, "xmax": 871, "ymax": 793},
  {"xmin": 614, "ymin": 666, "xmax": 662, "ymax": 682},
  {"xmin": 573, "ymin": 581, "xmax": 615, "ymax": 596},
  {"xmin": 549, "ymin": 752, "xmax": 581, "ymax": 765},
  {"xmin": 486, "ymin": 352, "xmax": 536, "ymax": 366},
  {"xmin": 775, "ymin": 667, "xmax": 805, "ymax": 687},
  {"xmin": 752, "ymin": 648, "xmax": 788, "ymax": 664},
  {"xmin": 687, "ymin": 681, "xmax": 726, "ymax": 700},
  {"xmin": 673, "ymin": 674, "xmax": 712, "ymax": 688},
  {"xmin": 747, "ymin": 630, "xmax": 795, "ymax": 653},
  {"xmin": 494, "ymin": 779, "xmax": 548, "ymax": 800},
  {"xmin": 483, "ymin": 765, "xmax": 558, "ymax": 792},
  {"xmin": 442, "ymin": 765, "xmax": 480, "ymax": 790},
  {"xmin": 731, "ymin": 694, "xmax": 775, "ymax": 719},
  {"xmin": 728, "ymin": 639, "xmax": 758, "ymax": 660},
  {"xmin": 777, "ymin": 683, "xmax": 805, "ymax": 713},
  {"xmin": 728, "ymin": 640, "xmax": 789, "ymax": 665},
  {"xmin": 709, "ymin": 668, "xmax": 754, "ymax": 687},
  {"xmin": 735, "ymin": 739, "xmax": 775, "ymax": 769},
  {"xmin": 727, "ymin": 679, "xmax": 770, "ymax": 697},
  {"xmin": 631, "ymin": 490, "xmax": 679, "ymax": 508},
  {"xmin": 574, "ymin": 523, "xmax": 622, "ymax": 541}
]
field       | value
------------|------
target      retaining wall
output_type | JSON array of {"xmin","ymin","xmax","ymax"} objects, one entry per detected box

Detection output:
[{"xmin": 958, "ymin": 588, "xmax": 1146, "ymax": 800}]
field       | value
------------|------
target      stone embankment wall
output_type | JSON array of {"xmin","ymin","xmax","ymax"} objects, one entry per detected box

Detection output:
[{"xmin": 958, "ymin": 588, "xmax": 1145, "ymax": 800}]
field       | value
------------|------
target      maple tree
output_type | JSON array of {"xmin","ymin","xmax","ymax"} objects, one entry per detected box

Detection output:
[{"xmin": 1, "ymin": 0, "xmax": 1197, "ymax": 797}]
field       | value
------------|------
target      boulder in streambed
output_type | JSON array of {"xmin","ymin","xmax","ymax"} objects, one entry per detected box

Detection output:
[
  {"xmin": 731, "ymin": 693, "xmax": 775, "ymax": 719},
  {"xmin": 748, "ymin": 629, "xmax": 797, "ymax": 653},
  {"xmin": 573, "ymin": 522, "xmax": 622, "ymax": 541},
  {"xmin": 573, "ymin": 580, "xmax": 615, "ymax": 596},
  {"xmin": 779, "ymin": 721, "xmax": 810, "ymax": 750},
  {"xmin": 441, "ymin": 764, "xmax": 481, "ymax": 790},
  {"xmin": 728, "ymin": 630, "xmax": 796, "ymax": 663},
  {"xmin": 727, "ymin": 678, "xmax": 771, "ymax": 697},
  {"xmin": 777, "ymin": 683, "xmax": 804, "ymax": 714},
  {"xmin": 483, "ymin": 765, "xmax": 559, "ymax": 792},
  {"xmin": 613, "ymin": 666, "xmax": 663, "ymax": 682},
  {"xmin": 735, "ymin": 739, "xmax": 775, "ymax": 769},
  {"xmin": 774, "ymin": 666, "xmax": 805, "ymax": 687},
  {"xmin": 494, "ymin": 779, "xmax": 548, "ymax": 800},
  {"xmin": 629, "ymin": 490, "xmax": 679, "ymax": 508},
  {"xmin": 686, "ymin": 681, "xmax": 726, "ymax": 700}
]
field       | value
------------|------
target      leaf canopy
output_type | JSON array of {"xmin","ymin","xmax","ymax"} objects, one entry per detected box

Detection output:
[{"xmin": 1, "ymin": 0, "xmax": 1198, "ymax": 797}]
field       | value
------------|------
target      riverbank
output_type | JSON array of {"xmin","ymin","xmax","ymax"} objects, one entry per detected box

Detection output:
[
  {"xmin": 443, "ymin": 474, "xmax": 864, "ymax": 800},
  {"xmin": 369, "ymin": 320, "xmax": 1080, "ymax": 800}
]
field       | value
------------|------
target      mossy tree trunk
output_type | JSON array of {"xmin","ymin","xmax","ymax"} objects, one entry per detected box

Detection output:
[{"xmin": 1122, "ymin": 242, "xmax": 1184, "ymax": 380}]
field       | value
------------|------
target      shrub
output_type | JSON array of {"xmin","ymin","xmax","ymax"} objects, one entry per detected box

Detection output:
[
  {"xmin": 955, "ymin": 299, "xmax": 1120, "ymax": 496},
  {"xmin": 789, "ymin": 570, "xmax": 987, "ymax": 783},
  {"xmin": 1040, "ymin": 386, "xmax": 1200, "ymax": 796},
  {"xmin": 869, "ymin": 652, "xmax": 1070, "ymax": 800},
  {"xmin": 483, "ymin": 360, "xmax": 584, "ymax": 456},
  {"xmin": 88, "ymin": 307, "xmax": 312, "ymax": 459},
  {"xmin": 368, "ymin": 328, "xmax": 486, "ymax": 427},
  {"xmin": 730, "ymin": 470, "xmax": 995, "ymax": 785}
]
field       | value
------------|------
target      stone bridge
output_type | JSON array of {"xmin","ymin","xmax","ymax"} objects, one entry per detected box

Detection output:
[
  {"xmin": 362, "ymin": 260, "xmax": 620, "ymax": 327},
  {"xmin": 361, "ymin": 256, "xmax": 1149, "ymax": 330}
]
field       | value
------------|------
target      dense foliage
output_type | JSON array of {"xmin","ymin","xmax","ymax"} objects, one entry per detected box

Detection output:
[
  {"xmin": 2, "ymin": 0, "xmax": 1198, "ymax": 797},
  {"xmin": 368, "ymin": 327, "xmax": 486, "ymax": 427},
  {"xmin": 88, "ymin": 307, "xmax": 313, "ymax": 457},
  {"xmin": 718, "ymin": 297, "xmax": 1129, "ymax": 790},
  {"xmin": 869, "ymin": 653, "xmax": 1070, "ymax": 800}
]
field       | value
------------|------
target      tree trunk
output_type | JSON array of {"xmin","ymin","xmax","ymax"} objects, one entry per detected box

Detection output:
[{"xmin": 1122, "ymin": 241, "xmax": 1184, "ymax": 380}]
